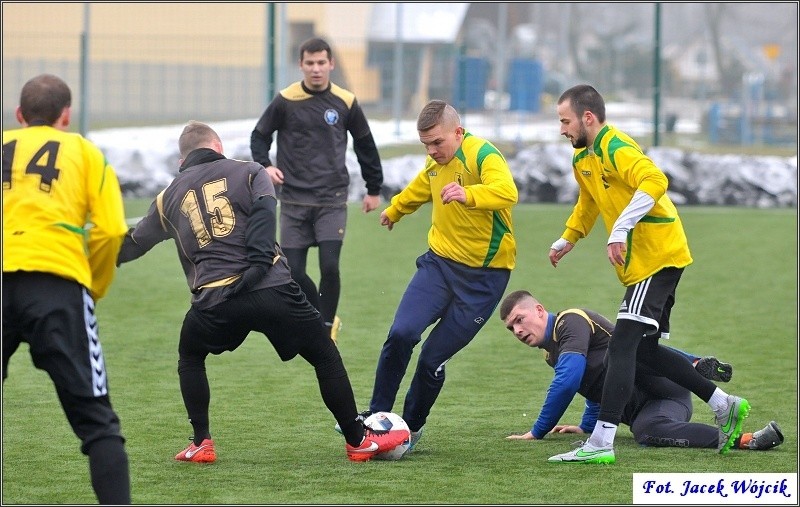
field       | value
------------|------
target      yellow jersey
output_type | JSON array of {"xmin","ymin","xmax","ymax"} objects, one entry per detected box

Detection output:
[
  {"xmin": 384, "ymin": 131, "xmax": 517, "ymax": 269},
  {"xmin": 561, "ymin": 124, "xmax": 692, "ymax": 285},
  {"xmin": 3, "ymin": 125, "xmax": 127, "ymax": 300}
]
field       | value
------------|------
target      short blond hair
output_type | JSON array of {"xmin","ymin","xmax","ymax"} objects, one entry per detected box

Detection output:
[
  {"xmin": 178, "ymin": 121, "xmax": 221, "ymax": 157},
  {"xmin": 416, "ymin": 100, "xmax": 461, "ymax": 132}
]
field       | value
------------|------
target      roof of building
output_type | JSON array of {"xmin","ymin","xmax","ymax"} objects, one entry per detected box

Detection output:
[{"xmin": 367, "ymin": 3, "xmax": 469, "ymax": 43}]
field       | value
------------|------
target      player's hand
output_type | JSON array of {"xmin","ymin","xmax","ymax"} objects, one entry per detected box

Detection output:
[
  {"xmin": 226, "ymin": 264, "xmax": 267, "ymax": 297},
  {"xmin": 380, "ymin": 210, "xmax": 394, "ymax": 231},
  {"xmin": 548, "ymin": 238, "xmax": 574, "ymax": 267},
  {"xmin": 607, "ymin": 242, "xmax": 626, "ymax": 266},
  {"xmin": 441, "ymin": 182, "xmax": 466, "ymax": 204},
  {"xmin": 362, "ymin": 194, "xmax": 380, "ymax": 213},
  {"xmin": 549, "ymin": 425, "xmax": 584, "ymax": 434},
  {"xmin": 265, "ymin": 165, "xmax": 284, "ymax": 186},
  {"xmin": 506, "ymin": 431, "xmax": 536, "ymax": 440}
]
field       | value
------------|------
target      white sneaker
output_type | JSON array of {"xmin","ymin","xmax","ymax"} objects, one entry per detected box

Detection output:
[
  {"xmin": 402, "ymin": 427, "xmax": 424, "ymax": 456},
  {"xmin": 548, "ymin": 441, "xmax": 615, "ymax": 464}
]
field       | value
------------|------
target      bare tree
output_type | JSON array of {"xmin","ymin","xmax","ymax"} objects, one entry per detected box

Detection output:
[
  {"xmin": 567, "ymin": 3, "xmax": 585, "ymax": 79},
  {"xmin": 703, "ymin": 3, "xmax": 740, "ymax": 93}
]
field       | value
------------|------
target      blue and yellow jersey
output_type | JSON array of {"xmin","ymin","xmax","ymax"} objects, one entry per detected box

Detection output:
[
  {"xmin": 384, "ymin": 131, "xmax": 517, "ymax": 269},
  {"xmin": 3, "ymin": 125, "xmax": 127, "ymax": 300},
  {"xmin": 561, "ymin": 124, "xmax": 692, "ymax": 285}
]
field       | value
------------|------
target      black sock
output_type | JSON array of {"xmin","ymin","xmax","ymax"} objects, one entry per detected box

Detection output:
[
  {"xmin": 343, "ymin": 418, "xmax": 366, "ymax": 447},
  {"xmin": 194, "ymin": 435, "xmax": 211, "ymax": 446},
  {"xmin": 88, "ymin": 436, "xmax": 131, "ymax": 504}
]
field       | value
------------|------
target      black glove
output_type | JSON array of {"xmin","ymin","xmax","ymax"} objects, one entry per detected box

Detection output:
[{"xmin": 227, "ymin": 264, "xmax": 268, "ymax": 297}]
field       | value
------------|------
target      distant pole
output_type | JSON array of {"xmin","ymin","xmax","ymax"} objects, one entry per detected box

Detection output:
[
  {"xmin": 652, "ymin": 2, "xmax": 662, "ymax": 147},
  {"xmin": 277, "ymin": 3, "xmax": 287, "ymax": 89},
  {"xmin": 457, "ymin": 44, "xmax": 466, "ymax": 119},
  {"xmin": 79, "ymin": 3, "xmax": 90, "ymax": 135},
  {"xmin": 494, "ymin": 2, "xmax": 508, "ymax": 139},
  {"xmin": 393, "ymin": 2, "xmax": 403, "ymax": 137},
  {"xmin": 265, "ymin": 3, "xmax": 276, "ymax": 105}
]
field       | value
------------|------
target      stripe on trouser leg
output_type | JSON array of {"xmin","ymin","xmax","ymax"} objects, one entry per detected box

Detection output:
[
  {"xmin": 434, "ymin": 359, "xmax": 449, "ymax": 377},
  {"xmin": 83, "ymin": 288, "xmax": 108, "ymax": 396}
]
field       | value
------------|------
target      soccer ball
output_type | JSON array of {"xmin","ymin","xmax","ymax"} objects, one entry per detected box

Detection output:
[{"xmin": 363, "ymin": 411, "xmax": 411, "ymax": 460}]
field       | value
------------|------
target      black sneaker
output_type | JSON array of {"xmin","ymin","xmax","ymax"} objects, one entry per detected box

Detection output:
[
  {"xmin": 695, "ymin": 356, "xmax": 733, "ymax": 382},
  {"xmin": 749, "ymin": 421, "xmax": 784, "ymax": 450}
]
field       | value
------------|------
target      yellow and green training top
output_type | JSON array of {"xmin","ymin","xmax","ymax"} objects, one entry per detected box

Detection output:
[
  {"xmin": 561, "ymin": 124, "xmax": 692, "ymax": 285},
  {"xmin": 384, "ymin": 131, "xmax": 518, "ymax": 270},
  {"xmin": 3, "ymin": 125, "xmax": 127, "ymax": 300}
]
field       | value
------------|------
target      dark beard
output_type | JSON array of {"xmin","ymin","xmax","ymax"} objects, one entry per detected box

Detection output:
[{"xmin": 571, "ymin": 129, "xmax": 588, "ymax": 149}]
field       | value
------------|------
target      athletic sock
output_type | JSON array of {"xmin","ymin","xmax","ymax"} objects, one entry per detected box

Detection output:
[
  {"xmin": 88, "ymin": 437, "xmax": 131, "ymax": 504},
  {"xmin": 588, "ymin": 420, "xmax": 617, "ymax": 448},
  {"xmin": 737, "ymin": 433, "xmax": 753, "ymax": 449},
  {"xmin": 194, "ymin": 434, "xmax": 211, "ymax": 446},
  {"xmin": 707, "ymin": 387, "xmax": 731, "ymax": 413},
  {"xmin": 342, "ymin": 418, "xmax": 365, "ymax": 447}
]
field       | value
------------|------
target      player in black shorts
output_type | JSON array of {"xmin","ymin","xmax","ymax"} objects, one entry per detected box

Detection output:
[
  {"xmin": 117, "ymin": 121, "xmax": 405, "ymax": 463},
  {"xmin": 3, "ymin": 74, "xmax": 131, "ymax": 503},
  {"xmin": 548, "ymin": 85, "xmax": 750, "ymax": 463},
  {"xmin": 499, "ymin": 291, "xmax": 783, "ymax": 452},
  {"xmin": 250, "ymin": 37, "xmax": 384, "ymax": 343}
]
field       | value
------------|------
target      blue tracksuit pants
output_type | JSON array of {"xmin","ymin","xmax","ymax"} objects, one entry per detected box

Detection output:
[{"xmin": 369, "ymin": 250, "xmax": 511, "ymax": 431}]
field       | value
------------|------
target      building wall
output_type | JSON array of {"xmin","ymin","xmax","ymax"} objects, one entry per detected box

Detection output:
[
  {"xmin": 3, "ymin": 3, "xmax": 266, "ymax": 64},
  {"xmin": 2, "ymin": 2, "xmax": 379, "ymax": 127}
]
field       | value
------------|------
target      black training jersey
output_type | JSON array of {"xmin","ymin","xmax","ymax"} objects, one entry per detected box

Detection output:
[
  {"xmin": 541, "ymin": 308, "xmax": 614, "ymax": 403},
  {"xmin": 120, "ymin": 156, "xmax": 292, "ymax": 307},
  {"xmin": 251, "ymin": 81, "xmax": 382, "ymax": 206}
]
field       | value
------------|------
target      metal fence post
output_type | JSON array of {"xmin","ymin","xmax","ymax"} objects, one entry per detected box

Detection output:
[
  {"xmin": 79, "ymin": 3, "xmax": 90, "ymax": 135},
  {"xmin": 652, "ymin": 2, "xmax": 661, "ymax": 147}
]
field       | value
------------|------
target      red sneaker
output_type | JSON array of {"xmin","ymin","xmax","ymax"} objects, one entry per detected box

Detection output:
[
  {"xmin": 346, "ymin": 426, "xmax": 410, "ymax": 462},
  {"xmin": 175, "ymin": 438, "xmax": 216, "ymax": 463}
]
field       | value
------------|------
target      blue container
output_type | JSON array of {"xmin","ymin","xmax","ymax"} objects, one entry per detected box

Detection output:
[
  {"xmin": 708, "ymin": 102, "xmax": 721, "ymax": 144},
  {"xmin": 453, "ymin": 56, "xmax": 489, "ymax": 111},
  {"xmin": 507, "ymin": 58, "xmax": 544, "ymax": 112}
]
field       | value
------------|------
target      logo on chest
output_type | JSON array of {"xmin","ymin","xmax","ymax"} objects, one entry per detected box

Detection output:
[
  {"xmin": 324, "ymin": 109, "xmax": 339, "ymax": 125},
  {"xmin": 581, "ymin": 169, "xmax": 610, "ymax": 189}
]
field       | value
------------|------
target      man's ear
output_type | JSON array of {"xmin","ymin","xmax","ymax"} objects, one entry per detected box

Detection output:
[
  {"xmin": 15, "ymin": 106, "xmax": 26, "ymax": 126},
  {"xmin": 60, "ymin": 107, "xmax": 71, "ymax": 128},
  {"xmin": 212, "ymin": 138, "xmax": 224, "ymax": 155}
]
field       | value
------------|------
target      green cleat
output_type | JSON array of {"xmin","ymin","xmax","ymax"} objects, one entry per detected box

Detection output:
[
  {"xmin": 548, "ymin": 442, "xmax": 615, "ymax": 464},
  {"xmin": 717, "ymin": 395, "xmax": 751, "ymax": 455}
]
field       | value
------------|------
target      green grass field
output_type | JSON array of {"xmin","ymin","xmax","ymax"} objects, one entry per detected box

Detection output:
[{"xmin": 2, "ymin": 201, "xmax": 797, "ymax": 504}]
